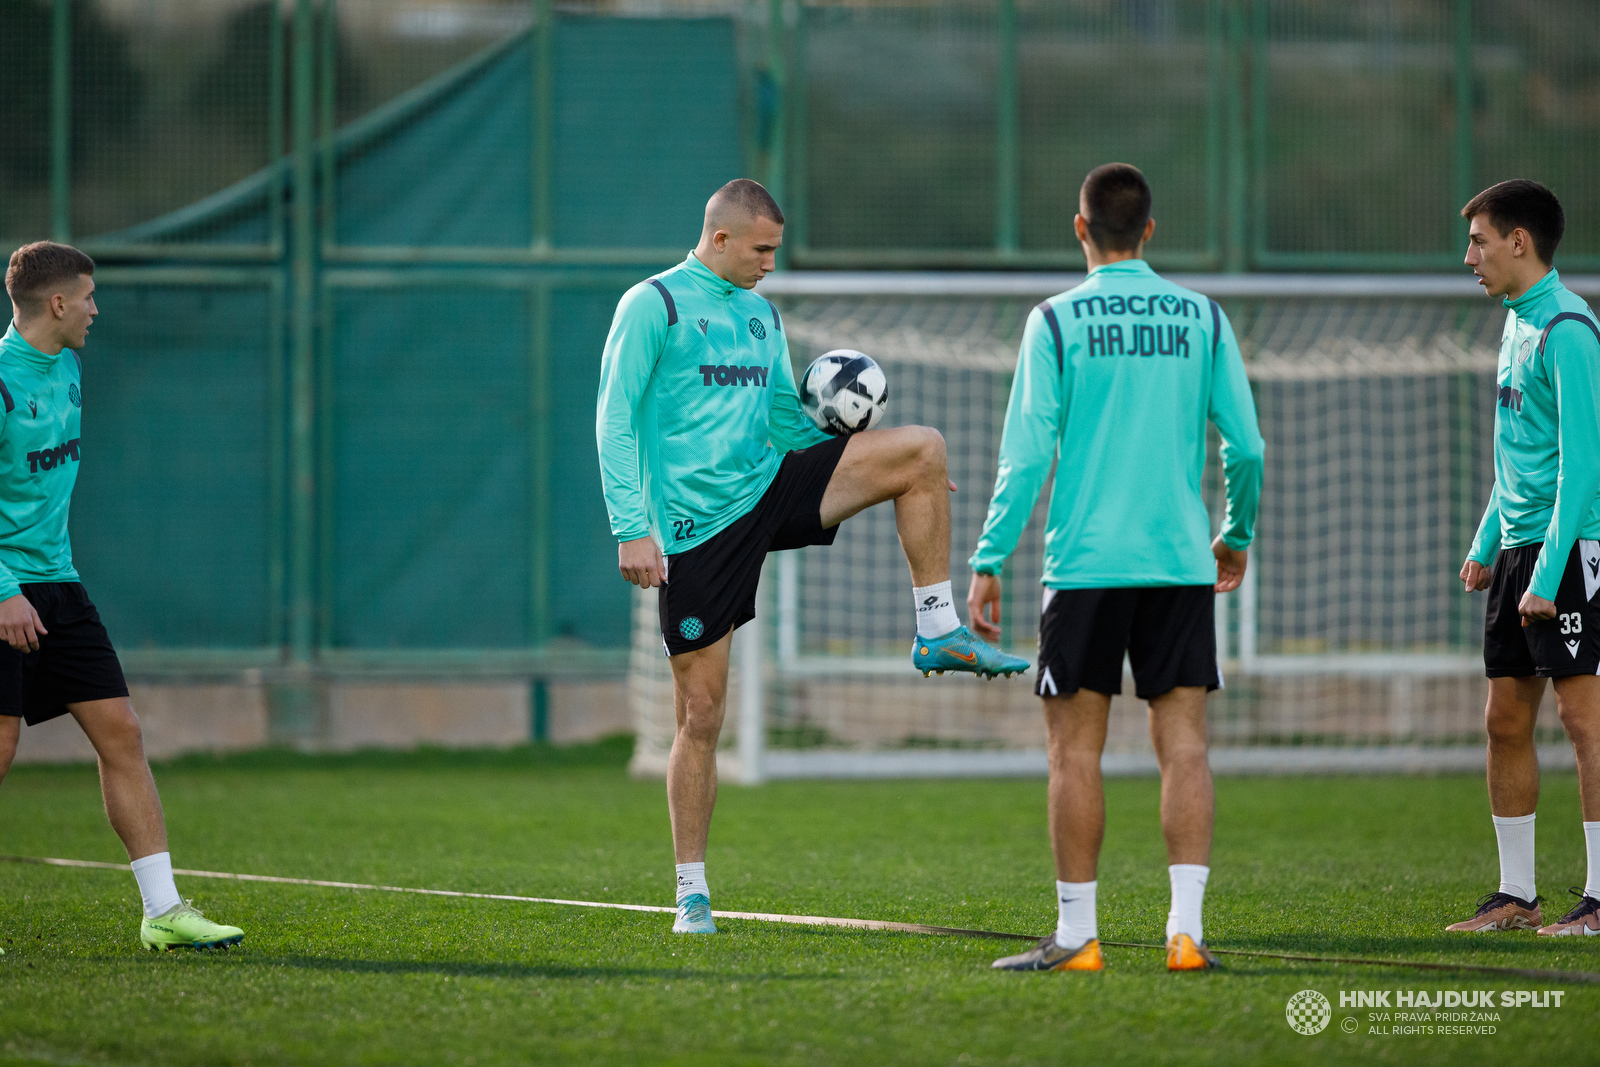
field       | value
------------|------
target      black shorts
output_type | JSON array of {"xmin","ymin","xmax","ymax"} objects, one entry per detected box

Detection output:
[
  {"xmin": 1484, "ymin": 541, "xmax": 1600, "ymax": 678},
  {"xmin": 660, "ymin": 436, "xmax": 850, "ymax": 655},
  {"xmin": 0, "ymin": 582, "xmax": 129, "ymax": 725},
  {"xmin": 1035, "ymin": 585, "xmax": 1220, "ymax": 701}
]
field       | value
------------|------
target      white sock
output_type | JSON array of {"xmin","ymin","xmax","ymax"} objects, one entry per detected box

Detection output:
[
  {"xmin": 130, "ymin": 852, "xmax": 182, "ymax": 919},
  {"xmin": 675, "ymin": 862, "xmax": 708, "ymax": 905},
  {"xmin": 1054, "ymin": 880, "xmax": 1096, "ymax": 950},
  {"xmin": 1492, "ymin": 813, "xmax": 1537, "ymax": 902},
  {"xmin": 913, "ymin": 580, "xmax": 960, "ymax": 639},
  {"xmin": 1584, "ymin": 822, "xmax": 1600, "ymax": 900},
  {"xmin": 1166, "ymin": 864, "xmax": 1209, "ymax": 942}
]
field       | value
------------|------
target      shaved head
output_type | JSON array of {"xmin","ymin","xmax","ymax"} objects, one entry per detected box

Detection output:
[
  {"xmin": 704, "ymin": 179, "xmax": 785, "ymax": 235},
  {"xmin": 694, "ymin": 179, "xmax": 786, "ymax": 289}
]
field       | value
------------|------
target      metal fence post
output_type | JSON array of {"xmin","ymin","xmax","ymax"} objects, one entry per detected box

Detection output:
[
  {"xmin": 50, "ymin": 0, "xmax": 70, "ymax": 242},
  {"xmin": 995, "ymin": 0, "xmax": 1019, "ymax": 256},
  {"xmin": 532, "ymin": 0, "xmax": 553, "ymax": 252},
  {"xmin": 1452, "ymin": 0, "xmax": 1474, "ymax": 230},
  {"xmin": 737, "ymin": 566, "xmax": 767, "ymax": 784},
  {"xmin": 1222, "ymin": 0, "xmax": 1249, "ymax": 272}
]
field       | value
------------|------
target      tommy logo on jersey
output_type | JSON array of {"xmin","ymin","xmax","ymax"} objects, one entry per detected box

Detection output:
[
  {"xmin": 27, "ymin": 438, "xmax": 80, "ymax": 473},
  {"xmin": 699, "ymin": 364, "xmax": 770, "ymax": 387}
]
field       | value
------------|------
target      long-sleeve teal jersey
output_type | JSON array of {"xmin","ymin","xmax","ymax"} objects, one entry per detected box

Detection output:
[
  {"xmin": 1467, "ymin": 269, "xmax": 1600, "ymax": 600},
  {"xmin": 596, "ymin": 253, "xmax": 830, "ymax": 553},
  {"xmin": 970, "ymin": 259, "xmax": 1265, "ymax": 587},
  {"xmin": 0, "ymin": 323, "xmax": 84, "ymax": 602}
]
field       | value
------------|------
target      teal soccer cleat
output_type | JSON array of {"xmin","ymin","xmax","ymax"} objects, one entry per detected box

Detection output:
[
  {"xmin": 672, "ymin": 893, "xmax": 718, "ymax": 934},
  {"xmin": 912, "ymin": 626, "xmax": 1030, "ymax": 679}
]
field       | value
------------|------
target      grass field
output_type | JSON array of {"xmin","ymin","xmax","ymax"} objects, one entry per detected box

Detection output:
[{"xmin": 0, "ymin": 738, "xmax": 1596, "ymax": 1066}]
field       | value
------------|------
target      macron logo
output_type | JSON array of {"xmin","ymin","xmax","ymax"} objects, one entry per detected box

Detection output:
[
  {"xmin": 1567, "ymin": 640, "xmax": 1582, "ymax": 659},
  {"xmin": 1589, "ymin": 556, "xmax": 1599, "ymax": 579}
]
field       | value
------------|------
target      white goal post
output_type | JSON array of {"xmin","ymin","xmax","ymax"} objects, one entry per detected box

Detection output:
[{"xmin": 628, "ymin": 273, "xmax": 1600, "ymax": 781}]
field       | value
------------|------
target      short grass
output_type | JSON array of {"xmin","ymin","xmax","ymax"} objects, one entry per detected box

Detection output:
[{"xmin": 0, "ymin": 738, "xmax": 1596, "ymax": 1066}]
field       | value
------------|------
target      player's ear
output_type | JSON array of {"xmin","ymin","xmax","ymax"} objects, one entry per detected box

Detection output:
[
  {"xmin": 1072, "ymin": 214, "xmax": 1089, "ymax": 244},
  {"xmin": 1143, "ymin": 217, "xmax": 1156, "ymax": 244}
]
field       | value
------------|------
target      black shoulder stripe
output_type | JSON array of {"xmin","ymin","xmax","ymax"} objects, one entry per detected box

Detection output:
[
  {"xmin": 70, "ymin": 351, "xmax": 81, "ymax": 371},
  {"xmin": 1036, "ymin": 301, "xmax": 1063, "ymax": 373},
  {"xmin": 0, "ymin": 378, "xmax": 13, "ymax": 414},
  {"xmin": 1209, "ymin": 299, "xmax": 1222, "ymax": 357},
  {"xmin": 1537, "ymin": 311, "xmax": 1600, "ymax": 357},
  {"xmin": 648, "ymin": 278, "xmax": 677, "ymax": 327},
  {"xmin": 764, "ymin": 298, "xmax": 782, "ymax": 333}
]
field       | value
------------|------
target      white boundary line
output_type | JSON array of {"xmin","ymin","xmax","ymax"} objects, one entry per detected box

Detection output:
[{"xmin": 0, "ymin": 855, "xmax": 1030, "ymax": 941}]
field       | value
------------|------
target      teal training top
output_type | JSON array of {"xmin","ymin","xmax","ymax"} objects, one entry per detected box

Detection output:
[
  {"xmin": 596, "ymin": 253, "xmax": 830, "ymax": 554},
  {"xmin": 1467, "ymin": 269, "xmax": 1600, "ymax": 600},
  {"xmin": 970, "ymin": 259, "xmax": 1265, "ymax": 588},
  {"xmin": 0, "ymin": 323, "xmax": 84, "ymax": 601}
]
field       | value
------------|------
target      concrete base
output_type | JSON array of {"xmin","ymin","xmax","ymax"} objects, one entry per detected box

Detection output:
[{"xmin": 10, "ymin": 679, "xmax": 631, "ymax": 764}]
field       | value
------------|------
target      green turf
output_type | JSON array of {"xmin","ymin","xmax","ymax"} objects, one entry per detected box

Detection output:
[{"xmin": 0, "ymin": 739, "xmax": 1595, "ymax": 1066}]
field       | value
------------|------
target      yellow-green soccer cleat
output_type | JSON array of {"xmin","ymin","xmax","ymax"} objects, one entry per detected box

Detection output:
[
  {"xmin": 140, "ymin": 901, "xmax": 244, "ymax": 952},
  {"xmin": 912, "ymin": 626, "xmax": 1030, "ymax": 679}
]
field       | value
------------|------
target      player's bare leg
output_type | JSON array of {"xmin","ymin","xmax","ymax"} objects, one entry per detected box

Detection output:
[
  {"xmin": 665, "ymin": 630, "xmax": 733, "ymax": 864},
  {"xmin": 1148, "ymin": 685, "xmax": 1219, "ymax": 969},
  {"xmin": 819, "ymin": 425, "xmax": 950, "ymax": 584},
  {"xmin": 1537, "ymin": 676, "xmax": 1600, "ymax": 936},
  {"xmin": 68, "ymin": 697, "xmax": 244, "ymax": 949},
  {"xmin": 1447, "ymin": 675, "xmax": 1547, "ymax": 931},
  {"xmin": 992, "ymin": 688, "xmax": 1111, "ymax": 972},
  {"xmin": 72, "ymin": 697, "xmax": 167, "ymax": 860},
  {"xmin": 1487, "ymin": 675, "xmax": 1544, "ymax": 818},
  {"xmin": 0, "ymin": 713, "xmax": 17, "ymax": 785},
  {"xmin": 1042, "ymin": 690, "xmax": 1111, "ymax": 881},
  {"xmin": 1148, "ymin": 686, "xmax": 1213, "ymax": 867},
  {"xmin": 664, "ymin": 630, "xmax": 733, "ymax": 932}
]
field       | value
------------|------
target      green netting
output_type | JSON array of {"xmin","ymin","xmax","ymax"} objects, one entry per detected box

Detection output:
[
  {"xmin": 1474, "ymin": 0, "xmax": 1600, "ymax": 260},
  {"xmin": 71, "ymin": 284, "xmax": 274, "ymax": 649},
  {"xmin": 1256, "ymin": 0, "xmax": 1460, "ymax": 258},
  {"xmin": 1018, "ymin": 0, "xmax": 1217, "ymax": 257},
  {"xmin": 327, "ymin": 287, "xmax": 532, "ymax": 649}
]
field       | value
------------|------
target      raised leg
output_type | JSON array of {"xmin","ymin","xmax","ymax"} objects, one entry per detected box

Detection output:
[
  {"xmin": 1486, "ymin": 675, "xmax": 1545, "ymax": 818},
  {"xmin": 1147, "ymin": 686, "xmax": 1212, "ymax": 866},
  {"xmin": 1043, "ymin": 689, "xmax": 1112, "ymax": 881},
  {"xmin": 70, "ymin": 697, "xmax": 167, "ymax": 860},
  {"xmin": 666, "ymin": 630, "xmax": 734, "ymax": 863},
  {"xmin": 819, "ymin": 426, "xmax": 950, "ymax": 586}
]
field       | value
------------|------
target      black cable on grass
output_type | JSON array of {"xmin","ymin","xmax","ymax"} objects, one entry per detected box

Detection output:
[{"xmin": 6, "ymin": 855, "xmax": 1596, "ymax": 984}]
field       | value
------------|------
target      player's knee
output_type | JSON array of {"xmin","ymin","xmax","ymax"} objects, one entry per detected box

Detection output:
[
  {"xmin": 908, "ymin": 425, "xmax": 946, "ymax": 482},
  {"xmin": 1555, "ymin": 699, "xmax": 1600, "ymax": 745},
  {"xmin": 1484, "ymin": 703, "xmax": 1533, "ymax": 746},
  {"xmin": 94, "ymin": 705, "xmax": 148, "ymax": 765},
  {"xmin": 675, "ymin": 693, "xmax": 723, "ymax": 747}
]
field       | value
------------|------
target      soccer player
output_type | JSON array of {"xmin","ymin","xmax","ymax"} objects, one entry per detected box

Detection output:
[
  {"xmin": 1450, "ymin": 180, "xmax": 1600, "ymax": 937},
  {"xmin": 0, "ymin": 243, "xmax": 243, "ymax": 952},
  {"xmin": 970, "ymin": 164, "xmax": 1264, "ymax": 972},
  {"xmin": 597, "ymin": 179, "xmax": 1027, "ymax": 933}
]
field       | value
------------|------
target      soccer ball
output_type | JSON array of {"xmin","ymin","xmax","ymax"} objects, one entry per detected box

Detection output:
[{"xmin": 800, "ymin": 350, "xmax": 888, "ymax": 436}]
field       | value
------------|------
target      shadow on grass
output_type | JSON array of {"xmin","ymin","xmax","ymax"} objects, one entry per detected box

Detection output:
[{"xmin": 218, "ymin": 954, "xmax": 841, "ymax": 983}]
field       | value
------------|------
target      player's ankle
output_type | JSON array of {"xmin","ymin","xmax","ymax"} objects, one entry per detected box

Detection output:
[{"xmin": 912, "ymin": 580, "xmax": 960, "ymax": 638}]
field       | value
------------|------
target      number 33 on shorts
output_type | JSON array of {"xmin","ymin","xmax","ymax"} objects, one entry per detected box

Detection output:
[{"xmin": 1559, "ymin": 612, "xmax": 1583, "ymax": 635}]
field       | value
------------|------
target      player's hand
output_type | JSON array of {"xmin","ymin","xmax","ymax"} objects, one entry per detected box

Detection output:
[
  {"xmin": 618, "ymin": 537, "xmax": 664, "ymax": 589},
  {"xmin": 967, "ymin": 571, "xmax": 1003, "ymax": 643},
  {"xmin": 0, "ymin": 594, "xmax": 46, "ymax": 652},
  {"xmin": 1518, "ymin": 590, "xmax": 1557, "ymax": 624},
  {"xmin": 948, "ymin": 479, "xmax": 957, "ymax": 493},
  {"xmin": 1460, "ymin": 560, "xmax": 1492, "ymax": 592},
  {"xmin": 1212, "ymin": 537, "xmax": 1247, "ymax": 593}
]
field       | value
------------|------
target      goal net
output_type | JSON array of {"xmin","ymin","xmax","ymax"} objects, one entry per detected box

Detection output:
[{"xmin": 629, "ymin": 273, "xmax": 1591, "ymax": 780}]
